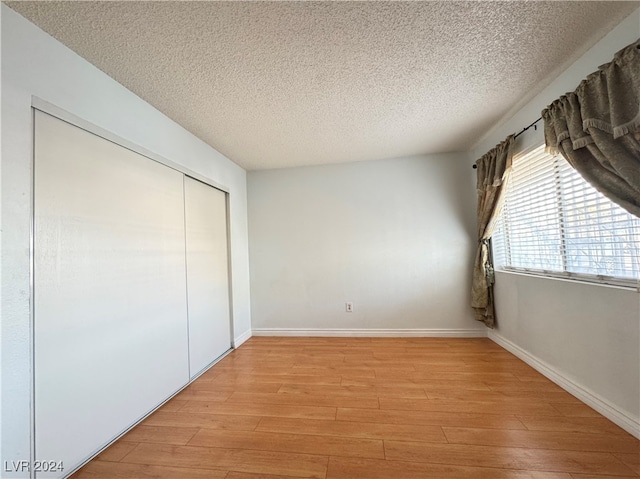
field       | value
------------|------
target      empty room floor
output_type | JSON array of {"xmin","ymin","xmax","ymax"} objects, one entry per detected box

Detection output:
[{"xmin": 71, "ymin": 337, "xmax": 640, "ymax": 479}]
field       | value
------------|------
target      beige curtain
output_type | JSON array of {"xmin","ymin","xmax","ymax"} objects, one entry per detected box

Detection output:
[
  {"xmin": 471, "ymin": 135, "xmax": 514, "ymax": 328},
  {"xmin": 542, "ymin": 39, "xmax": 640, "ymax": 218}
]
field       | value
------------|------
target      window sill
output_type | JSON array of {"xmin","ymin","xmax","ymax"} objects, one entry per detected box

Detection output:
[{"xmin": 495, "ymin": 268, "xmax": 639, "ymax": 292}]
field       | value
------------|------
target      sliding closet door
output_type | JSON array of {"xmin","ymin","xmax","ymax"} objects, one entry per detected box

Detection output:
[
  {"xmin": 184, "ymin": 176, "xmax": 232, "ymax": 377},
  {"xmin": 34, "ymin": 111, "xmax": 190, "ymax": 477}
]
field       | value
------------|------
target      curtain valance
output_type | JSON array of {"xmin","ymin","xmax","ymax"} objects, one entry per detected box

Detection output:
[{"xmin": 542, "ymin": 39, "xmax": 640, "ymax": 217}]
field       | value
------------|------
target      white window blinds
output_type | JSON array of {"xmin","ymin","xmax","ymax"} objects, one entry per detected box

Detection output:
[{"xmin": 492, "ymin": 145, "xmax": 640, "ymax": 287}]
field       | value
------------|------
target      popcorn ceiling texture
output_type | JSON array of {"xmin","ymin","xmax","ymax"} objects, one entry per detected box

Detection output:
[{"xmin": 6, "ymin": 1, "xmax": 638, "ymax": 170}]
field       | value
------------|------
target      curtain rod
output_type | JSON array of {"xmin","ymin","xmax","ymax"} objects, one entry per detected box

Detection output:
[
  {"xmin": 514, "ymin": 117, "xmax": 543, "ymax": 139},
  {"xmin": 472, "ymin": 117, "xmax": 543, "ymax": 169}
]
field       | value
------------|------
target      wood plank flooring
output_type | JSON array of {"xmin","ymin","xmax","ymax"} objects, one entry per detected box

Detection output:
[{"xmin": 71, "ymin": 337, "xmax": 639, "ymax": 479}]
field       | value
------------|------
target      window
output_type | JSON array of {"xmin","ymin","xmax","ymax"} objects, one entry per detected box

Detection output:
[{"xmin": 492, "ymin": 145, "xmax": 640, "ymax": 287}]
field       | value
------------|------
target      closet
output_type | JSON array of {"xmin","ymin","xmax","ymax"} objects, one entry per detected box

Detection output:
[
  {"xmin": 33, "ymin": 110, "xmax": 231, "ymax": 478},
  {"xmin": 184, "ymin": 176, "xmax": 232, "ymax": 377}
]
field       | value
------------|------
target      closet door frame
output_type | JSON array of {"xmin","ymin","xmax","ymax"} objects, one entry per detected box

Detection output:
[
  {"xmin": 29, "ymin": 97, "xmax": 235, "ymax": 478},
  {"xmin": 184, "ymin": 175, "xmax": 233, "ymax": 378}
]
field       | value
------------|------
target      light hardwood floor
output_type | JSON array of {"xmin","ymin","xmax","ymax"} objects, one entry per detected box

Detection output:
[{"xmin": 71, "ymin": 337, "xmax": 639, "ymax": 479}]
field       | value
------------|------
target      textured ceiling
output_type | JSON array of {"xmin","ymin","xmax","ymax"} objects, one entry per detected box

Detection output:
[{"xmin": 6, "ymin": 1, "xmax": 639, "ymax": 170}]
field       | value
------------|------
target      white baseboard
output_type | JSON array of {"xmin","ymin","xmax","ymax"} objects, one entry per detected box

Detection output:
[
  {"xmin": 251, "ymin": 328, "xmax": 487, "ymax": 338},
  {"xmin": 489, "ymin": 330, "xmax": 640, "ymax": 439},
  {"xmin": 233, "ymin": 329, "xmax": 252, "ymax": 348}
]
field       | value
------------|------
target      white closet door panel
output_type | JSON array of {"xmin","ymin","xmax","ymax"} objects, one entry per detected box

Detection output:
[
  {"xmin": 184, "ymin": 176, "xmax": 231, "ymax": 376},
  {"xmin": 34, "ymin": 111, "xmax": 189, "ymax": 477}
]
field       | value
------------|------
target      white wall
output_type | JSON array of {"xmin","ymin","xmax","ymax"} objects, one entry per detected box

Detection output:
[
  {"xmin": 1, "ymin": 5, "xmax": 252, "ymax": 474},
  {"xmin": 248, "ymin": 154, "xmax": 481, "ymax": 335},
  {"xmin": 493, "ymin": 273, "xmax": 639, "ymax": 432},
  {"xmin": 471, "ymin": 8, "xmax": 640, "ymax": 437}
]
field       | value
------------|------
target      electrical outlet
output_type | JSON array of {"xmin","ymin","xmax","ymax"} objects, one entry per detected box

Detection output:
[{"xmin": 345, "ymin": 302, "xmax": 353, "ymax": 312}]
